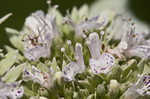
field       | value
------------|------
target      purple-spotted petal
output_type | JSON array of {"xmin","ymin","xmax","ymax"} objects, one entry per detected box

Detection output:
[{"xmin": 89, "ymin": 53, "xmax": 115, "ymax": 74}]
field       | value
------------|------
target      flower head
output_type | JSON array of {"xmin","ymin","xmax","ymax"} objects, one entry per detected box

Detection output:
[{"xmin": 23, "ymin": 10, "xmax": 59, "ymax": 61}]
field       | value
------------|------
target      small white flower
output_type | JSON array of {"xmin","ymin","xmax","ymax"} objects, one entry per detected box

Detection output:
[
  {"xmin": 110, "ymin": 20, "xmax": 150, "ymax": 59},
  {"xmin": 9, "ymin": 86, "xmax": 24, "ymax": 99},
  {"xmin": 23, "ymin": 10, "xmax": 59, "ymax": 61},
  {"xmin": 86, "ymin": 32, "xmax": 101, "ymax": 60},
  {"xmin": 75, "ymin": 16, "xmax": 103, "ymax": 36},
  {"xmin": 125, "ymin": 74, "xmax": 150, "ymax": 98},
  {"xmin": 100, "ymin": 31, "xmax": 105, "ymax": 36},
  {"xmin": 62, "ymin": 62, "xmax": 79, "ymax": 81},
  {"xmin": 0, "ymin": 81, "xmax": 24, "ymax": 99},
  {"xmin": 121, "ymin": 23, "xmax": 144, "ymax": 48},
  {"xmin": 62, "ymin": 43, "xmax": 85, "ymax": 81},
  {"xmin": 61, "ymin": 47, "xmax": 65, "ymax": 52},
  {"xmin": 23, "ymin": 66, "xmax": 54, "ymax": 88},
  {"xmin": 125, "ymin": 45, "xmax": 150, "ymax": 59},
  {"xmin": 107, "ymin": 15, "xmax": 149, "ymax": 40},
  {"xmin": 87, "ymin": 32, "xmax": 115, "ymax": 74},
  {"xmin": 136, "ymin": 74, "xmax": 150, "ymax": 96},
  {"xmin": 63, "ymin": 16, "xmax": 104, "ymax": 37},
  {"xmin": 67, "ymin": 40, "xmax": 72, "ymax": 45}
]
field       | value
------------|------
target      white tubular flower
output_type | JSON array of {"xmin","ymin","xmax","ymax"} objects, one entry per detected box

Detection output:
[
  {"xmin": 23, "ymin": 66, "xmax": 54, "ymax": 88},
  {"xmin": 87, "ymin": 32, "xmax": 101, "ymax": 59},
  {"xmin": 0, "ymin": 81, "xmax": 24, "ymax": 99},
  {"xmin": 75, "ymin": 43, "xmax": 85, "ymax": 72},
  {"xmin": 110, "ymin": 20, "xmax": 150, "ymax": 59},
  {"xmin": 136, "ymin": 74, "xmax": 150, "ymax": 96},
  {"xmin": 23, "ymin": 10, "xmax": 59, "ymax": 61},
  {"xmin": 9, "ymin": 86, "xmax": 24, "ymax": 99},
  {"xmin": 87, "ymin": 32, "xmax": 115, "ymax": 74},
  {"xmin": 120, "ymin": 22, "xmax": 144, "ymax": 48},
  {"xmin": 124, "ymin": 45, "xmax": 150, "ymax": 59},
  {"xmin": 125, "ymin": 74, "xmax": 150, "ymax": 98},
  {"xmin": 63, "ymin": 16, "xmax": 104, "ymax": 37},
  {"xmin": 62, "ymin": 62, "xmax": 79, "ymax": 81},
  {"xmin": 62, "ymin": 43, "xmax": 85, "ymax": 81},
  {"xmin": 75, "ymin": 16, "xmax": 103, "ymax": 36}
]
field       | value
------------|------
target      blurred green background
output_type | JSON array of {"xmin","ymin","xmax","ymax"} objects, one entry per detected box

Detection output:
[{"xmin": 0, "ymin": 0, "xmax": 150, "ymax": 48}]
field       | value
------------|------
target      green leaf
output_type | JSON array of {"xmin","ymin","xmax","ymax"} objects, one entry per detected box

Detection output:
[
  {"xmin": 71, "ymin": 7, "xmax": 79, "ymax": 23},
  {"xmin": 24, "ymin": 86, "xmax": 35, "ymax": 96},
  {"xmin": 121, "ymin": 59, "xmax": 137, "ymax": 78},
  {"xmin": 2, "ymin": 63, "xmax": 25, "ymax": 82},
  {"xmin": 143, "ymin": 64, "xmax": 150, "ymax": 74},
  {"xmin": 10, "ymin": 36, "xmax": 24, "ymax": 52},
  {"xmin": 0, "ymin": 13, "xmax": 12, "ymax": 24},
  {"xmin": 0, "ymin": 50, "xmax": 22, "ymax": 76},
  {"xmin": 78, "ymin": 5, "xmax": 89, "ymax": 18},
  {"xmin": 5, "ymin": 27, "xmax": 19, "ymax": 35},
  {"xmin": 51, "ymin": 57, "xmax": 60, "ymax": 72},
  {"xmin": 37, "ymin": 62, "xmax": 49, "ymax": 72},
  {"xmin": 62, "ymin": 60, "xmax": 67, "ymax": 70},
  {"xmin": 5, "ymin": 28, "xmax": 24, "ymax": 52}
]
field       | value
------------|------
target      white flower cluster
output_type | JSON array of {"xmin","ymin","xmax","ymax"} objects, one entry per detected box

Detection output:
[
  {"xmin": 22, "ymin": 8, "xmax": 116, "ymax": 81},
  {"xmin": 23, "ymin": 10, "xmax": 59, "ymax": 61},
  {"xmin": 2, "ymin": 1, "xmax": 150, "ymax": 98},
  {"xmin": 62, "ymin": 33, "xmax": 115, "ymax": 81}
]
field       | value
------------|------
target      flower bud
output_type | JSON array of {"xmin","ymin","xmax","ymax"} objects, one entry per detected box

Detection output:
[
  {"xmin": 108, "ymin": 80, "xmax": 120, "ymax": 99},
  {"xmin": 96, "ymin": 83, "xmax": 106, "ymax": 97}
]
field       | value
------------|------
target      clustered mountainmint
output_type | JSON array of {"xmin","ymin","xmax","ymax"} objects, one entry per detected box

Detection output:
[{"xmin": 0, "ymin": 2, "xmax": 150, "ymax": 99}]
